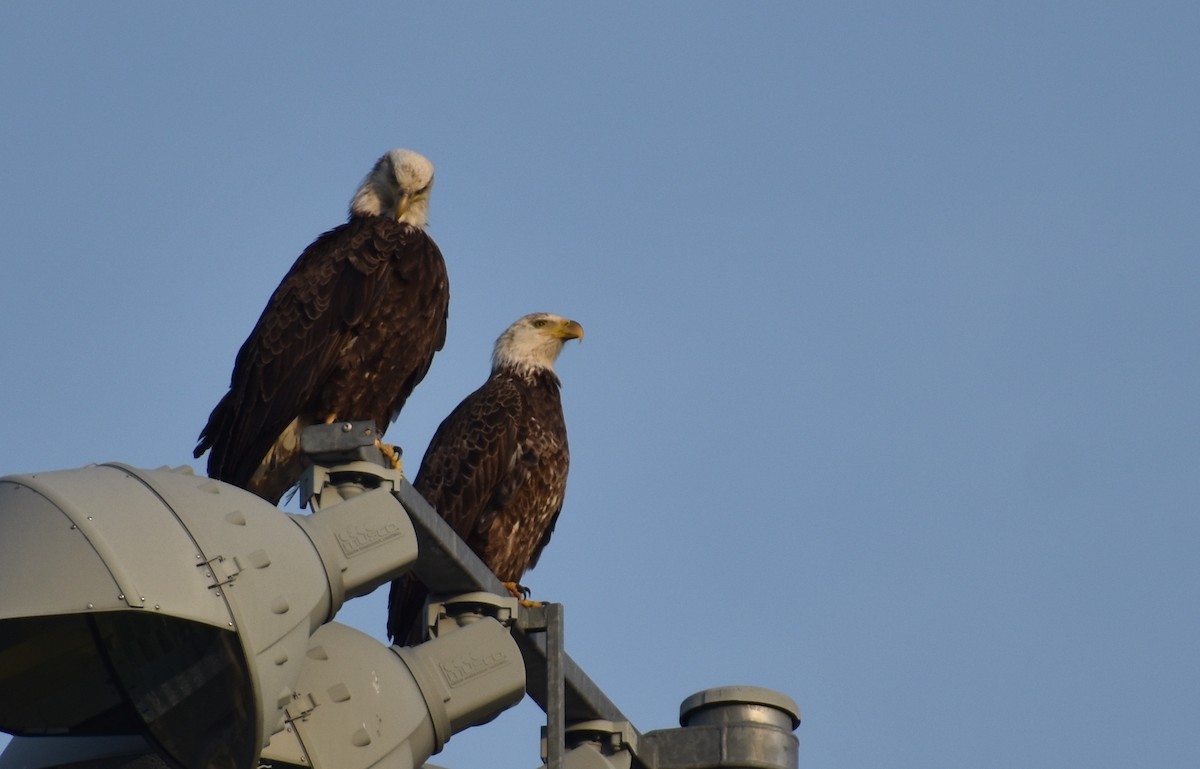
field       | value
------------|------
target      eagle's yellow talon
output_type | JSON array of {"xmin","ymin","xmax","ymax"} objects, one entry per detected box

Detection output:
[
  {"xmin": 501, "ymin": 580, "xmax": 541, "ymax": 607},
  {"xmin": 375, "ymin": 439, "xmax": 403, "ymax": 473}
]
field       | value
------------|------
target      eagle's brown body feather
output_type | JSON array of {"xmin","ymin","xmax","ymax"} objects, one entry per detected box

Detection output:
[{"xmin": 195, "ymin": 214, "xmax": 448, "ymax": 504}]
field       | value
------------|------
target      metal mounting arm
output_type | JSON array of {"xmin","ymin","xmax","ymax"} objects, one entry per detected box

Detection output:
[{"xmin": 304, "ymin": 427, "xmax": 801, "ymax": 769}]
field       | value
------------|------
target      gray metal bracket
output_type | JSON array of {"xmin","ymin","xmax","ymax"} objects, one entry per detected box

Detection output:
[
  {"xmin": 391, "ymin": 479, "xmax": 635, "ymax": 731},
  {"xmin": 301, "ymin": 434, "xmax": 801, "ymax": 769},
  {"xmin": 299, "ymin": 421, "xmax": 405, "ymax": 511},
  {"xmin": 520, "ymin": 602, "xmax": 566, "ymax": 769}
]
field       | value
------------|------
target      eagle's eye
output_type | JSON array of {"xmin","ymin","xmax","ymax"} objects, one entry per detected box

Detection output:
[{"xmin": 532, "ymin": 319, "xmax": 548, "ymax": 328}]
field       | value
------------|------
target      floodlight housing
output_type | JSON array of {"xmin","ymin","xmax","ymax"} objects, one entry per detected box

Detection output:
[
  {"xmin": 0, "ymin": 463, "xmax": 417, "ymax": 769},
  {"xmin": 260, "ymin": 618, "xmax": 525, "ymax": 769}
]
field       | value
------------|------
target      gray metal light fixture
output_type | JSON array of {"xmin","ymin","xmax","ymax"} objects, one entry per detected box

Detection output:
[
  {"xmin": 0, "ymin": 454, "xmax": 802, "ymax": 769},
  {"xmin": 260, "ymin": 618, "xmax": 524, "ymax": 768},
  {"xmin": 0, "ymin": 462, "xmax": 524, "ymax": 769}
]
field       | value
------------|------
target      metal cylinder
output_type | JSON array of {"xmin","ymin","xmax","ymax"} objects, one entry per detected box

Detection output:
[
  {"xmin": 679, "ymin": 686, "xmax": 801, "ymax": 731},
  {"xmin": 646, "ymin": 686, "xmax": 800, "ymax": 769}
]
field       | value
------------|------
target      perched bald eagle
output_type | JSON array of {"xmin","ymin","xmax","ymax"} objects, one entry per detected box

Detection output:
[
  {"xmin": 387, "ymin": 313, "xmax": 584, "ymax": 643},
  {"xmin": 194, "ymin": 149, "xmax": 449, "ymax": 504}
]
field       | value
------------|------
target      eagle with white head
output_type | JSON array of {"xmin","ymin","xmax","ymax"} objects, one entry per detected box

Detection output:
[
  {"xmin": 387, "ymin": 312, "xmax": 583, "ymax": 643},
  {"xmin": 195, "ymin": 148, "xmax": 449, "ymax": 504}
]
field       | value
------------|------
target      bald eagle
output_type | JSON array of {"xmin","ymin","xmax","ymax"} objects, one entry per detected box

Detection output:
[
  {"xmin": 387, "ymin": 312, "xmax": 583, "ymax": 643},
  {"xmin": 194, "ymin": 149, "xmax": 449, "ymax": 504}
]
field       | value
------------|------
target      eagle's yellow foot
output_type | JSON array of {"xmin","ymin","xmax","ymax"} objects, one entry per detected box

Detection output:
[
  {"xmin": 375, "ymin": 439, "xmax": 403, "ymax": 473},
  {"xmin": 502, "ymin": 581, "xmax": 542, "ymax": 608}
]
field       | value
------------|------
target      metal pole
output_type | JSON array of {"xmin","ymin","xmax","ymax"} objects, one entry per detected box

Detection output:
[{"xmin": 546, "ymin": 602, "xmax": 565, "ymax": 769}]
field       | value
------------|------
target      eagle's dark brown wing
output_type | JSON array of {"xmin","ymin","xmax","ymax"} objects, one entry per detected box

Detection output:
[
  {"xmin": 387, "ymin": 370, "xmax": 569, "ymax": 643},
  {"xmin": 195, "ymin": 214, "xmax": 448, "ymax": 503}
]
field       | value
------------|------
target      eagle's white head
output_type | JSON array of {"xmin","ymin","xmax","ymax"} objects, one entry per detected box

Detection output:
[
  {"xmin": 492, "ymin": 313, "xmax": 585, "ymax": 377},
  {"xmin": 349, "ymin": 148, "xmax": 435, "ymax": 228}
]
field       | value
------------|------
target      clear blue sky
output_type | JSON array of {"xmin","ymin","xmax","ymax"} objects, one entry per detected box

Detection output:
[{"xmin": 1, "ymin": 3, "xmax": 1197, "ymax": 768}]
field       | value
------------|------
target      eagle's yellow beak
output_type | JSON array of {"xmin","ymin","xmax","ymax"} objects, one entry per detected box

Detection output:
[
  {"xmin": 555, "ymin": 319, "xmax": 585, "ymax": 342},
  {"xmin": 395, "ymin": 193, "xmax": 412, "ymax": 220}
]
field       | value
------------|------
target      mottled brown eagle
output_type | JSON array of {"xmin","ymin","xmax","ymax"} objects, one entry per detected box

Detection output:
[
  {"xmin": 387, "ymin": 312, "xmax": 583, "ymax": 643},
  {"xmin": 194, "ymin": 148, "xmax": 449, "ymax": 504}
]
